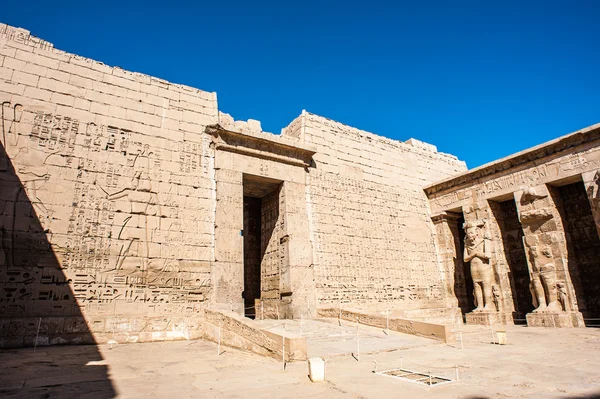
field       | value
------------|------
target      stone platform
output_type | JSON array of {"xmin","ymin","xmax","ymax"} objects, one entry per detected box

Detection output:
[
  {"xmin": 526, "ymin": 311, "xmax": 585, "ymax": 328},
  {"xmin": 465, "ymin": 311, "xmax": 511, "ymax": 326}
]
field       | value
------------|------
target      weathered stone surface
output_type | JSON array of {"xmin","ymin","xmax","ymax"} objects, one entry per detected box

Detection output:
[
  {"xmin": 526, "ymin": 312, "xmax": 585, "ymax": 328},
  {"xmin": 2, "ymin": 20, "xmax": 600, "ymax": 353}
]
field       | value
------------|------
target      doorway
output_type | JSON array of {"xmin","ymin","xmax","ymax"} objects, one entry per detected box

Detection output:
[{"xmin": 242, "ymin": 174, "xmax": 282, "ymax": 318}]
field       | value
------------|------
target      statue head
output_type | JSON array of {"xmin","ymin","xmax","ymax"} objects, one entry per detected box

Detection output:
[
  {"xmin": 521, "ymin": 186, "xmax": 548, "ymax": 204},
  {"xmin": 463, "ymin": 219, "xmax": 485, "ymax": 245},
  {"xmin": 528, "ymin": 244, "xmax": 553, "ymax": 266}
]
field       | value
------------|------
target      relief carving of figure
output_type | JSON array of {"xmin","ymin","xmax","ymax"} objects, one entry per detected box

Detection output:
[
  {"xmin": 492, "ymin": 284, "xmax": 502, "ymax": 311},
  {"xmin": 99, "ymin": 149, "xmax": 161, "ymax": 274},
  {"xmin": 526, "ymin": 243, "xmax": 561, "ymax": 313},
  {"xmin": 556, "ymin": 280, "xmax": 570, "ymax": 311},
  {"xmin": 463, "ymin": 220, "xmax": 495, "ymax": 312}
]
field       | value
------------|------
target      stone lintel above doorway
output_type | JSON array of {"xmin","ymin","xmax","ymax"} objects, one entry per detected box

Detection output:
[{"xmin": 205, "ymin": 124, "xmax": 317, "ymax": 168}]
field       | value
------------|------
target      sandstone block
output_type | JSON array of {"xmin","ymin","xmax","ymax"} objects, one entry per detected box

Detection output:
[{"xmin": 12, "ymin": 70, "xmax": 39, "ymax": 86}]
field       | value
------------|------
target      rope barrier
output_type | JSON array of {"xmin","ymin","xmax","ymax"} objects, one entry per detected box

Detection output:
[{"xmin": 261, "ymin": 322, "xmax": 287, "ymax": 330}]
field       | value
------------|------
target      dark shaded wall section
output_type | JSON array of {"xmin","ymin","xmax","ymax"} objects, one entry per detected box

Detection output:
[
  {"xmin": 493, "ymin": 199, "xmax": 533, "ymax": 319},
  {"xmin": 243, "ymin": 196, "xmax": 261, "ymax": 317},
  {"xmin": 555, "ymin": 181, "xmax": 600, "ymax": 318},
  {"xmin": 0, "ymin": 138, "xmax": 115, "ymax": 396},
  {"xmin": 0, "ymin": 138, "xmax": 94, "ymax": 346}
]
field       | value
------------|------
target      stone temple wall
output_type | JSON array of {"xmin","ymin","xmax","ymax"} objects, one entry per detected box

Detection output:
[
  {"xmin": 296, "ymin": 113, "xmax": 466, "ymax": 314},
  {"xmin": 0, "ymin": 23, "xmax": 219, "ymax": 346}
]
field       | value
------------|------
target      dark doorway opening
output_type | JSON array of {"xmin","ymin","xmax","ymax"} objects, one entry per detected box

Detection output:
[
  {"xmin": 447, "ymin": 212, "xmax": 474, "ymax": 315},
  {"xmin": 242, "ymin": 175, "xmax": 282, "ymax": 319},
  {"xmin": 553, "ymin": 181, "xmax": 600, "ymax": 322},
  {"xmin": 243, "ymin": 196, "xmax": 261, "ymax": 318},
  {"xmin": 490, "ymin": 199, "xmax": 533, "ymax": 322}
]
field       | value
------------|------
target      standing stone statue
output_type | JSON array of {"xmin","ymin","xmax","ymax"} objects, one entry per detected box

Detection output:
[
  {"xmin": 463, "ymin": 220, "xmax": 495, "ymax": 312},
  {"xmin": 526, "ymin": 244, "xmax": 561, "ymax": 313}
]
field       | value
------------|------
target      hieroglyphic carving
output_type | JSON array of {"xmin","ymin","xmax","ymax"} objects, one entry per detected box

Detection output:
[
  {"xmin": 2, "ymin": 108, "xmax": 213, "ymax": 323},
  {"xmin": 261, "ymin": 188, "xmax": 282, "ymax": 301}
]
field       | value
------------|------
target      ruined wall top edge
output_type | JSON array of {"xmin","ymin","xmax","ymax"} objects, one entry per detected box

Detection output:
[
  {"xmin": 1, "ymin": 20, "xmax": 463, "ymax": 168},
  {"xmin": 305, "ymin": 111, "xmax": 466, "ymax": 166},
  {"xmin": 0, "ymin": 22, "xmax": 217, "ymax": 102}
]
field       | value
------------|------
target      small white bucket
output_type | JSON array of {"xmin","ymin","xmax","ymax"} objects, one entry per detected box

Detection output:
[{"xmin": 308, "ymin": 357, "xmax": 325, "ymax": 382}]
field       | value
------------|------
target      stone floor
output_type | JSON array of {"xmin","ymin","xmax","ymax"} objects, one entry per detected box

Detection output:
[
  {"xmin": 1, "ymin": 321, "xmax": 599, "ymax": 399},
  {"xmin": 259, "ymin": 318, "xmax": 433, "ymax": 358}
]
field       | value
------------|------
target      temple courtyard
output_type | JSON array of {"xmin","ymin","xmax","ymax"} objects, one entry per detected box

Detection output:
[{"xmin": 1, "ymin": 320, "xmax": 599, "ymax": 399}]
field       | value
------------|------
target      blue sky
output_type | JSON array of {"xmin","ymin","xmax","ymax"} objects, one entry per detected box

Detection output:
[{"xmin": 3, "ymin": 1, "xmax": 599, "ymax": 168}]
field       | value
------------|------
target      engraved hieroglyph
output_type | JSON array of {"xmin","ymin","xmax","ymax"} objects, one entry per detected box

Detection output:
[{"xmin": 300, "ymin": 114, "xmax": 466, "ymax": 319}]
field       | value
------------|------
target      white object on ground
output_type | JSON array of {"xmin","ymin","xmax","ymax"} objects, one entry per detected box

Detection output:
[{"xmin": 308, "ymin": 357, "xmax": 326, "ymax": 382}]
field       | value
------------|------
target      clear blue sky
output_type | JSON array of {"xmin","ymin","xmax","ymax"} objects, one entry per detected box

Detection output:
[{"xmin": 3, "ymin": 1, "xmax": 599, "ymax": 168}]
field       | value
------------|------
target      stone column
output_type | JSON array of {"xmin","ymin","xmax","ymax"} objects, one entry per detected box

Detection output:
[
  {"xmin": 213, "ymin": 169, "xmax": 244, "ymax": 314},
  {"xmin": 513, "ymin": 184, "xmax": 584, "ymax": 327},
  {"xmin": 280, "ymin": 181, "xmax": 316, "ymax": 319},
  {"xmin": 431, "ymin": 212, "xmax": 466, "ymax": 320},
  {"xmin": 461, "ymin": 202, "xmax": 511, "ymax": 325}
]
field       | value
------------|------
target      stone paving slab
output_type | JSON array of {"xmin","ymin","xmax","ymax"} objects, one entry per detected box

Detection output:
[
  {"xmin": 1, "ymin": 325, "xmax": 599, "ymax": 398},
  {"xmin": 260, "ymin": 318, "xmax": 435, "ymax": 358}
]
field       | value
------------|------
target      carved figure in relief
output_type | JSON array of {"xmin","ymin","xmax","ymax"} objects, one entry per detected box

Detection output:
[
  {"xmin": 526, "ymin": 243, "xmax": 561, "ymax": 312},
  {"xmin": 492, "ymin": 284, "xmax": 501, "ymax": 311},
  {"xmin": 100, "ymin": 150, "xmax": 161, "ymax": 274},
  {"xmin": 556, "ymin": 280, "xmax": 570, "ymax": 311},
  {"xmin": 463, "ymin": 220, "xmax": 495, "ymax": 312}
]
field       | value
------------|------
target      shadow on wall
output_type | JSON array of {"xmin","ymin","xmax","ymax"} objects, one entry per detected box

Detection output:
[
  {"xmin": 453, "ymin": 213, "xmax": 475, "ymax": 315},
  {"xmin": 0, "ymin": 141, "xmax": 116, "ymax": 397}
]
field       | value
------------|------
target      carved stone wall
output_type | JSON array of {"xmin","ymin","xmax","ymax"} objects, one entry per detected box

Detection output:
[
  {"xmin": 298, "ymin": 113, "xmax": 467, "ymax": 317},
  {"xmin": 260, "ymin": 188, "xmax": 282, "ymax": 302},
  {"xmin": 0, "ymin": 23, "xmax": 218, "ymax": 345}
]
